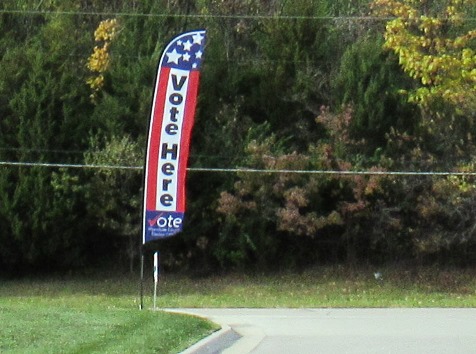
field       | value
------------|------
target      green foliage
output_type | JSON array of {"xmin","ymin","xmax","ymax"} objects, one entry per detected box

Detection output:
[
  {"xmin": 0, "ymin": 0, "xmax": 475, "ymax": 273},
  {"xmin": 333, "ymin": 37, "xmax": 417, "ymax": 151},
  {"xmin": 0, "ymin": 6, "xmax": 96, "ymax": 271},
  {"xmin": 83, "ymin": 135, "xmax": 143, "ymax": 271}
]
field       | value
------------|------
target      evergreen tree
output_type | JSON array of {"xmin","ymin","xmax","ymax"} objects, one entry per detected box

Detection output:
[
  {"xmin": 333, "ymin": 37, "xmax": 417, "ymax": 154},
  {"xmin": 0, "ymin": 10, "xmax": 97, "ymax": 271}
]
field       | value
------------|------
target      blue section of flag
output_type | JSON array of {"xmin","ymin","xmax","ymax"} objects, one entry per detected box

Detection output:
[
  {"xmin": 145, "ymin": 210, "xmax": 184, "ymax": 241},
  {"xmin": 162, "ymin": 30, "xmax": 206, "ymax": 71}
]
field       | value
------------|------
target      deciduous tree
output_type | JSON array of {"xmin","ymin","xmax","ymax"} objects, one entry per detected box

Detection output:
[{"xmin": 372, "ymin": 0, "xmax": 476, "ymax": 114}]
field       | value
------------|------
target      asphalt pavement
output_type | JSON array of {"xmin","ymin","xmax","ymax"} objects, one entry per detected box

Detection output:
[{"xmin": 171, "ymin": 308, "xmax": 476, "ymax": 354}]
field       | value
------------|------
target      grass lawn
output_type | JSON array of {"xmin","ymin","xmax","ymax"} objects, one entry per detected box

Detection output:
[
  {"xmin": 151, "ymin": 265, "xmax": 476, "ymax": 308},
  {"xmin": 0, "ymin": 277, "xmax": 218, "ymax": 354},
  {"xmin": 1, "ymin": 266, "xmax": 475, "ymax": 353}
]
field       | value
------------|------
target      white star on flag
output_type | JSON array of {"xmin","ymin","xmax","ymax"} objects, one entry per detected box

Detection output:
[
  {"xmin": 183, "ymin": 40, "xmax": 193, "ymax": 51},
  {"xmin": 195, "ymin": 50, "xmax": 203, "ymax": 59},
  {"xmin": 183, "ymin": 52, "xmax": 191, "ymax": 61},
  {"xmin": 166, "ymin": 49, "xmax": 182, "ymax": 64},
  {"xmin": 192, "ymin": 33, "xmax": 204, "ymax": 45}
]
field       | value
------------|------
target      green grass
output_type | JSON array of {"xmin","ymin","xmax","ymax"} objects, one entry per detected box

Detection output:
[
  {"xmin": 0, "ymin": 275, "xmax": 217, "ymax": 354},
  {"xmin": 151, "ymin": 266, "xmax": 476, "ymax": 308},
  {"xmin": 1, "ymin": 266, "xmax": 475, "ymax": 352}
]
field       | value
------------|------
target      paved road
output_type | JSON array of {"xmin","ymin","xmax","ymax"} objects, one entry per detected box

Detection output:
[{"xmin": 174, "ymin": 308, "xmax": 476, "ymax": 354}]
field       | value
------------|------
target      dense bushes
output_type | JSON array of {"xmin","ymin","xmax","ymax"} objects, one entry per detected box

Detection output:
[{"xmin": 0, "ymin": 0, "xmax": 475, "ymax": 274}]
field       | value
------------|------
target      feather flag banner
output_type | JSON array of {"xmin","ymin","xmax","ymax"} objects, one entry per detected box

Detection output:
[{"xmin": 142, "ymin": 30, "xmax": 206, "ymax": 243}]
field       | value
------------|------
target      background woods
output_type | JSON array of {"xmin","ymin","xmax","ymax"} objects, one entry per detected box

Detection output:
[{"xmin": 0, "ymin": 0, "xmax": 475, "ymax": 274}]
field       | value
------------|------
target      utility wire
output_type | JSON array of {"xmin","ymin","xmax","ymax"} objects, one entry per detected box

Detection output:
[
  {"xmin": 0, "ymin": 147, "xmax": 464, "ymax": 166},
  {"xmin": 1, "ymin": 9, "xmax": 476, "ymax": 21},
  {"xmin": 0, "ymin": 147, "xmax": 86, "ymax": 155},
  {"xmin": 0, "ymin": 9, "xmax": 389, "ymax": 20},
  {"xmin": 0, "ymin": 161, "xmax": 141, "ymax": 170},
  {"xmin": 187, "ymin": 167, "xmax": 476, "ymax": 176},
  {"xmin": 1, "ymin": 160, "xmax": 476, "ymax": 176}
]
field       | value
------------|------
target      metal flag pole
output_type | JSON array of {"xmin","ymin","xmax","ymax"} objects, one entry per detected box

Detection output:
[
  {"xmin": 139, "ymin": 246, "xmax": 145, "ymax": 310},
  {"xmin": 153, "ymin": 251, "xmax": 160, "ymax": 310}
]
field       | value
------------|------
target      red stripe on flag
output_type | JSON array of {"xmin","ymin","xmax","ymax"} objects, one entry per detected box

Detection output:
[
  {"xmin": 176, "ymin": 71, "xmax": 200, "ymax": 212},
  {"xmin": 145, "ymin": 66, "xmax": 171, "ymax": 210}
]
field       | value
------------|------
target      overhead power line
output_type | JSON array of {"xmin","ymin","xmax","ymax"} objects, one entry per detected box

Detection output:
[
  {"xmin": 1, "ymin": 9, "xmax": 476, "ymax": 21},
  {"xmin": 186, "ymin": 167, "xmax": 476, "ymax": 176},
  {"xmin": 2, "ymin": 160, "xmax": 476, "ymax": 177},
  {"xmin": 0, "ymin": 161, "xmax": 141, "ymax": 170},
  {"xmin": 0, "ymin": 9, "xmax": 382, "ymax": 20}
]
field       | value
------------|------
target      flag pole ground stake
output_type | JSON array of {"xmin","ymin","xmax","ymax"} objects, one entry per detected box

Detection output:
[
  {"xmin": 139, "ymin": 246, "xmax": 145, "ymax": 310},
  {"xmin": 153, "ymin": 251, "xmax": 160, "ymax": 310}
]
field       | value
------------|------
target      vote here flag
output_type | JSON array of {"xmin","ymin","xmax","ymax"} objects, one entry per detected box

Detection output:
[{"xmin": 142, "ymin": 30, "xmax": 206, "ymax": 243}]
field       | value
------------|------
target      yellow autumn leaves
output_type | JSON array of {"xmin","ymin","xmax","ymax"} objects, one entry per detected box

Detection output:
[
  {"xmin": 86, "ymin": 19, "xmax": 119, "ymax": 101},
  {"xmin": 371, "ymin": 0, "xmax": 475, "ymax": 113}
]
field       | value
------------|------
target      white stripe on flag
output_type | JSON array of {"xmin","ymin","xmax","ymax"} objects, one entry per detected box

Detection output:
[{"xmin": 156, "ymin": 68, "xmax": 190, "ymax": 211}]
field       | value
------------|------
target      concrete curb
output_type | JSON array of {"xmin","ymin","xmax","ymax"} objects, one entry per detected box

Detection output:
[
  {"xmin": 180, "ymin": 325, "xmax": 240, "ymax": 354},
  {"xmin": 165, "ymin": 309, "xmax": 241, "ymax": 354}
]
